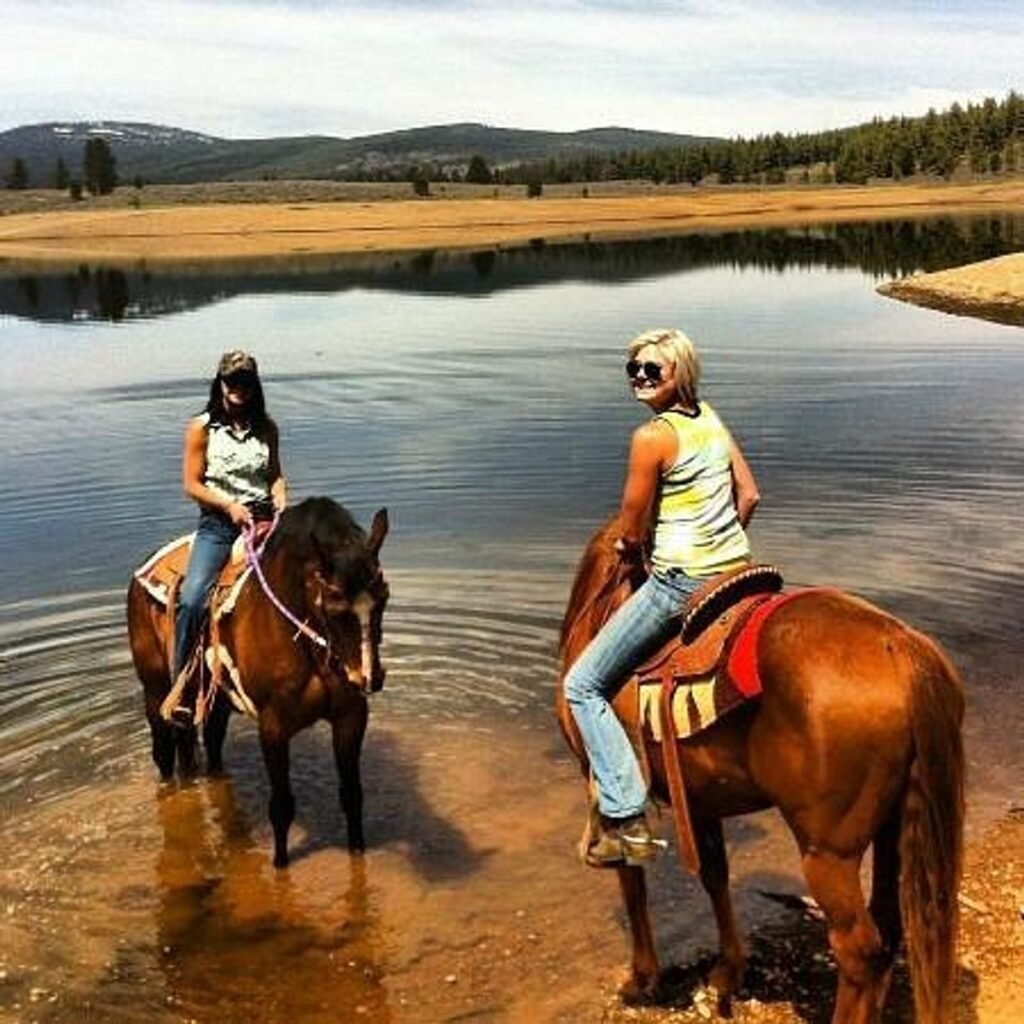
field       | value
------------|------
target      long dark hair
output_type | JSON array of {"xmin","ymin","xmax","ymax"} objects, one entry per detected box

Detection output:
[{"xmin": 204, "ymin": 370, "xmax": 271, "ymax": 439}]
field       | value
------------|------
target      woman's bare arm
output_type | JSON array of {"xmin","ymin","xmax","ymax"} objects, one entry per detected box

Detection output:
[
  {"xmin": 181, "ymin": 418, "xmax": 252, "ymax": 526},
  {"xmin": 266, "ymin": 420, "xmax": 287, "ymax": 510},
  {"xmin": 617, "ymin": 420, "xmax": 674, "ymax": 551},
  {"xmin": 728, "ymin": 435, "xmax": 761, "ymax": 528}
]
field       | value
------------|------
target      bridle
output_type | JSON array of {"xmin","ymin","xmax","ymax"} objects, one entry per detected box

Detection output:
[{"xmin": 241, "ymin": 516, "xmax": 380, "ymax": 693}]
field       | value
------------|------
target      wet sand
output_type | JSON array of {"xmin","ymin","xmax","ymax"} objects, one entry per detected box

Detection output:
[
  {"xmin": 1, "ymin": 181, "xmax": 1024, "ymax": 267},
  {"xmin": 878, "ymin": 252, "xmax": 1024, "ymax": 327},
  {"xmin": 2, "ymin": 717, "xmax": 1021, "ymax": 1023}
]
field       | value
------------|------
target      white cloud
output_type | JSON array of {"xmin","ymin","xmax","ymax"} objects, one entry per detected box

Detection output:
[{"xmin": 3, "ymin": 0, "xmax": 1021, "ymax": 138}]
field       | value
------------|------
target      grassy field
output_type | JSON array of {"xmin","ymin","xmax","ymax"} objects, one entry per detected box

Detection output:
[{"xmin": 1, "ymin": 177, "xmax": 1023, "ymax": 271}]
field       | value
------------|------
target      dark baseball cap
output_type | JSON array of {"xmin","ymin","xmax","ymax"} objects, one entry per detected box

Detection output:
[{"xmin": 217, "ymin": 350, "xmax": 258, "ymax": 378}]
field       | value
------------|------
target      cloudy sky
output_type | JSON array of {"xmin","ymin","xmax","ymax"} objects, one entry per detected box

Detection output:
[{"xmin": 5, "ymin": 0, "xmax": 1022, "ymax": 140}]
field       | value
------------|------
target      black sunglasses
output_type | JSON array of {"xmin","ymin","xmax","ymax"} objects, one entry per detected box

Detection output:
[
  {"xmin": 222, "ymin": 371, "xmax": 257, "ymax": 389},
  {"xmin": 625, "ymin": 360, "xmax": 664, "ymax": 383}
]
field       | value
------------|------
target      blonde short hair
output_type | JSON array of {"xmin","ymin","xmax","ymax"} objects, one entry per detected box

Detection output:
[{"xmin": 627, "ymin": 328, "xmax": 701, "ymax": 406}]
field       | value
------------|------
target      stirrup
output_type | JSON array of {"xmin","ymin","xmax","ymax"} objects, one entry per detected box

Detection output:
[
  {"xmin": 585, "ymin": 815, "xmax": 665, "ymax": 869},
  {"xmin": 168, "ymin": 704, "xmax": 195, "ymax": 730}
]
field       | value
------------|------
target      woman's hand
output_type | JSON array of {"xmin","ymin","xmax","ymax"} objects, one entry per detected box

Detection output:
[
  {"xmin": 614, "ymin": 536, "xmax": 644, "ymax": 564},
  {"xmin": 227, "ymin": 501, "xmax": 254, "ymax": 528}
]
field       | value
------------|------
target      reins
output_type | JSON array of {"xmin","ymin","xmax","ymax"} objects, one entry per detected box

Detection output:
[{"xmin": 242, "ymin": 514, "xmax": 331, "ymax": 652}]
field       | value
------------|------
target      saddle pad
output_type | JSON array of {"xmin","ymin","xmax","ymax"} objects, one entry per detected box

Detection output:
[
  {"xmin": 636, "ymin": 590, "xmax": 809, "ymax": 741},
  {"xmin": 134, "ymin": 533, "xmax": 251, "ymax": 618},
  {"xmin": 638, "ymin": 671, "xmax": 747, "ymax": 741}
]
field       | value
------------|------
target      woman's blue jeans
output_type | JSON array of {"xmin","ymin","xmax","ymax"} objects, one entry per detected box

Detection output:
[
  {"xmin": 563, "ymin": 568, "xmax": 700, "ymax": 819},
  {"xmin": 172, "ymin": 511, "xmax": 239, "ymax": 680}
]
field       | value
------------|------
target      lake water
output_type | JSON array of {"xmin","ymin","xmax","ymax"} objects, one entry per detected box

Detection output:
[{"xmin": 1, "ymin": 216, "xmax": 1023, "ymax": 1021}]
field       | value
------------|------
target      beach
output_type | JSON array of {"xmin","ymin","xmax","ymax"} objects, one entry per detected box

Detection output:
[
  {"xmin": 878, "ymin": 251, "xmax": 1024, "ymax": 327},
  {"xmin": 2, "ymin": 179, "xmax": 1024, "ymax": 268}
]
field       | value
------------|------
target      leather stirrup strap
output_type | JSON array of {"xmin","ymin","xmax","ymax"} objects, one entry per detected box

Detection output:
[
  {"xmin": 165, "ymin": 576, "xmax": 181, "ymax": 680},
  {"xmin": 659, "ymin": 678, "xmax": 702, "ymax": 874}
]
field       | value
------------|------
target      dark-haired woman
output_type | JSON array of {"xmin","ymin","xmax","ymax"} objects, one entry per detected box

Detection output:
[{"xmin": 165, "ymin": 350, "xmax": 287, "ymax": 724}]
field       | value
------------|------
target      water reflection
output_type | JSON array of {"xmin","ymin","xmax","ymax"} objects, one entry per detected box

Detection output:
[
  {"xmin": 154, "ymin": 779, "xmax": 392, "ymax": 1022},
  {"xmin": 2, "ymin": 214, "xmax": 1023, "ymax": 323}
]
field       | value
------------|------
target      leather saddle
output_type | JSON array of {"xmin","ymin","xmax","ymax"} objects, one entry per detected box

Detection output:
[
  {"xmin": 625, "ymin": 563, "xmax": 784, "ymax": 877},
  {"xmin": 634, "ymin": 563, "xmax": 784, "ymax": 689},
  {"xmin": 134, "ymin": 533, "xmax": 252, "ymax": 616},
  {"xmin": 134, "ymin": 533, "xmax": 260, "ymax": 723}
]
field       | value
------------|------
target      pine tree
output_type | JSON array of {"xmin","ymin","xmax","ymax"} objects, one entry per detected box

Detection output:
[
  {"xmin": 465, "ymin": 154, "xmax": 492, "ymax": 184},
  {"xmin": 83, "ymin": 138, "xmax": 117, "ymax": 195},
  {"xmin": 53, "ymin": 157, "xmax": 70, "ymax": 189},
  {"xmin": 6, "ymin": 157, "xmax": 29, "ymax": 190}
]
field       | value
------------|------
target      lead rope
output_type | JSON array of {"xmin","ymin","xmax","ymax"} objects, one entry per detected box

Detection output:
[{"xmin": 242, "ymin": 515, "xmax": 330, "ymax": 652}]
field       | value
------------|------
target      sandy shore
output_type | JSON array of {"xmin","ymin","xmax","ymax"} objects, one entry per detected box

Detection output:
[
  {"xmin": 1, "ymin": 180, "xmax": 1023, "ymax": 267},
  {"xmin": 879, "ymin": 252, "xmax": 1024, "ymax": 327},
  {"xmin": 2, "ymin": 718, "xmax": 1021, "ymax": 1023}
]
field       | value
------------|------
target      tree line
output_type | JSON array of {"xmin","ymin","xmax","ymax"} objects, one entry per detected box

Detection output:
[
  {"xmin": 499, "ymin": 92, "xmax": 1024, "ymax": 187},
  {"xmin": 381, "ymin": 92, "xmax": 1024, "ymax": 190},
  {"xmin": 5, "ymin": 137, "xmax": 118, "ymax": 196}
]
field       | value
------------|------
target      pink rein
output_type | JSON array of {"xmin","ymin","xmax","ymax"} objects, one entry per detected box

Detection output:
[{"xmin": 242, "ymin": 513, "xmax": 330, "ymax": 651}]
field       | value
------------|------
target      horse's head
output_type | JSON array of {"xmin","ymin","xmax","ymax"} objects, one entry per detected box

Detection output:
[
  {"xmin": 314, "ymin": 507, "xmax": 390, "ymax": 695},
  {"xmin": 275, "ymin": 498, "xmax": 390, "ymax": 695}
]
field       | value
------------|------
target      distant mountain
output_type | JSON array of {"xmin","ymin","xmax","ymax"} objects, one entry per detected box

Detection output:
[{"xmin": 0, "ymin": 120, "xmax": 719, "ymax": 186}]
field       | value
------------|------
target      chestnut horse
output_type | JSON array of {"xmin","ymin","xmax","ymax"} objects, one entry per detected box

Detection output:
[
  {"xmin": 128, "ymin": 497, "xmax": 389, "ymax": 867},
  {"xmin": 556, "ymin": 518, "xmax": 964, "ymax": 1024}
]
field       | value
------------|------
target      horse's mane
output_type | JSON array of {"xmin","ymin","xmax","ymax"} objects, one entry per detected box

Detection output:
[
  {"xmin": 268, "ymin": 497, "xmax": 376, "ymax": 592},
  {"xmin": 559, "ymin": 515, "xmax": 628, "ymax": 669}
]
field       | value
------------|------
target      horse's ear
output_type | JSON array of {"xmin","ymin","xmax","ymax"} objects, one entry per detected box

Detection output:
[{"xmin": 367, "ymin": 508, "xmax": 389, "ymax": 556}]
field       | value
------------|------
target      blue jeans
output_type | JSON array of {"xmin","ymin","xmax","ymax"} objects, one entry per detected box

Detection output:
[
  {"xmin": 172, "ymin": 510, "xmax": 239, "ymax": 679},
  {"xmin": 563, "ymin": 568, "xmax": 700, "ymax": 819}
]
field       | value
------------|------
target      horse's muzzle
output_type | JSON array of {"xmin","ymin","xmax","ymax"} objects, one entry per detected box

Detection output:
[{"xmin": 349, "ymin": 666, "xmax": 385, "ymax": 695}]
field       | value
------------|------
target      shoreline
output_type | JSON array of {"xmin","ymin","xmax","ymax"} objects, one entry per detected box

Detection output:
[
  {"xmin": 878, "ymin": 251, "xmax": 1024, "ymax": 328},
  {"xmin": 1, "ymin": 179, "xmax": 1023, "ymax": 268}
]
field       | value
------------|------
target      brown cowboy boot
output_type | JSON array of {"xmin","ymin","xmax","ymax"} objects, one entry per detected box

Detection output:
[{"xmin": 586, "ymin": 813, "xmax": 662, "ymax": 868}]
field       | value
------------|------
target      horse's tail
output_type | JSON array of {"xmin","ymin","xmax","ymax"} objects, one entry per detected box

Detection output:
[{"xmin": 900, "ymin": 635, "xmax": 965, "ymax": 1024}]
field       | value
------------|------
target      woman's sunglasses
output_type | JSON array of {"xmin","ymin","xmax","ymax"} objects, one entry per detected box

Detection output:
[
  {"xmin": 222, "ymin": 371, "xmax": 257, "ymax": 390},
  {"xmin": 625, "ymin": 360, "xmax": 664, "ymax": 383}
]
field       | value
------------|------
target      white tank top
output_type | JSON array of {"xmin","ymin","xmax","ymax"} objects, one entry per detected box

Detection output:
[{"xmin": 200, "ymin": 413, "xmax": 272, "ymax": 506}]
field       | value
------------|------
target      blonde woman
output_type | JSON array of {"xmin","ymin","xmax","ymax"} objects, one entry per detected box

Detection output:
[{"xmin": 563, "ymin": 329, "xmax": 760, "ymax": 867}]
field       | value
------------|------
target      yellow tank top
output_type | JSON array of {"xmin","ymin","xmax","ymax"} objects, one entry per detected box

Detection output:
[{"xmin": 649, "ymin": 403, "xmax": 751, "ymax": 578}]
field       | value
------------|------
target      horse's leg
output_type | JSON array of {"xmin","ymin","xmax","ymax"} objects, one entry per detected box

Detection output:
[
  {"xmin": 616, "ymin": 864, "xmax": 661, "ymax": 1004},
  {"xmin": 202, "ymin": 693, "xmax": 231, "ymax": 776},
  {"xmin": 697, "ymin": 819, "xmax": 746, "ymax": 1010},
  {"xmin": 145, "ymin": 693, "xmax": 176, "ymax": 780},
  {"xmin": 258, "ymin": 710, "xmax": 295, "ymax": 868},
  {"xmin": 867, "ymin": 808, "xmax": 902, "ymax": 1012},
  {"xmin": 174, "ymin": 725, "xmax": 199, "ymax": 778},
  {"xmin": 802, "ymin": 850, "xmax": 886, "ymax": 1024},
  {"xmin": 331, "ymin": 700, "xmax": 368, "ymax": 853}
]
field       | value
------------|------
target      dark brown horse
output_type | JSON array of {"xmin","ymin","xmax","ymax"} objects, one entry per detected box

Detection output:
[
  {"xmin": 556, "ymin": 517, "xmax": 964, "ymax": 1024},
  {"xmin": 128, "ymin": 496, "xmax": 389, "ymax": 867}
]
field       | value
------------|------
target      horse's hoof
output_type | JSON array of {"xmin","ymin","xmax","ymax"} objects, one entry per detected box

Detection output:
[
  {"xmin": 619, "ymin": 973, "xmax": 662, "ymax": 1006},
  {"xmin": 273, "ymin": 854, "xmax": 289, "ymax": 870},
  {"xmin": 708, "ymin": 962, "xmax": 745, "ymax": 1010}
]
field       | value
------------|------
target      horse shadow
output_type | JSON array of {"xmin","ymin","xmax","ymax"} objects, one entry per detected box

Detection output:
[
  {"xmin": 637, "ymin": 863, "xmax": 982, "ymax": 1023},
  {"xmin": 213, "ymin": 718, "xmax": 490, "ymax": 882}
]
